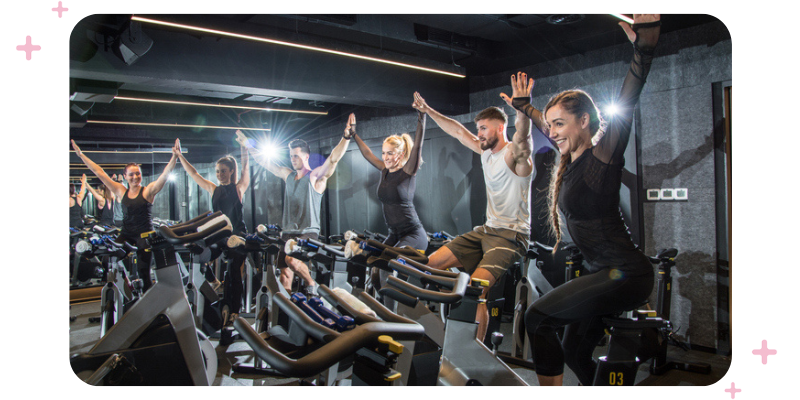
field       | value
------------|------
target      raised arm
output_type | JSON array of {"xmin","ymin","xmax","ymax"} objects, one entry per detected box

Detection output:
[
  {"xmin": 593, "ymin": 14, "xmax": 660, "ymax": 164},
  {"xmin": 502, "ymin": 76, "xmax": 549, "ymax": 143},
  {"xmin": 174, "ymin": 138, "xmax": 217, "ymax": 194},
  {"xmin": 72, "ymin": 140, "xmax": 127, "ymax": 198},
  {"xmin": 402, "ymin": 111, "xmax": 426, "ymax": 175},
  {"xmin": 237, "ymin": 130, "xmax": 292, "ymax": 181},
  {"xmin": 76, "ymin": 174, "xmax": 88, "ymax": 205},
  {"xmin": 311, "ymin": 136, "xmax": 350, "ymax": 192},
  {"xmin": 84, "ymin": 180, "xmax": 103, "ymax": 202},
  {"xmin": 412, "ymin": 92, "xmax": 482, "ymax": 154},
  {"xmin": 236, "ymin": 139, "xmax": 251, "ymax": 200},
  {"xmin": 142, "ymin": 139, "xmax": 179, "ymax": 202},
  {"xmin": 348, "ymin": 113, "xmax": 384, "ymax": 171},
  {"xmin": 500, "ymin": 72, "xmax": 534, "ymax": 177}
]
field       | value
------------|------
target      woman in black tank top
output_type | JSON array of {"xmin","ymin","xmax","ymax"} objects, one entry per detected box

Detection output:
[
  {"xmin": 505, "ymin": 15, "xmax": 661, "ymax": 386},
  {"xmin": 72, "ymin": 139, "xmax": 179, "ymax": 292},
  {"xmin": 86, "ymin": 182, "xmax": 115, "ymax": 226},
  {"xmin": 69, "ymin": 174, "xmax": 88, "ymax": 229},
  {"xmin": 348, "ymin": 112, "xmax": 429, "ymax": 306},
  {"xmin": 175, "ymin": 133, "xmax": 251, "ymax": 318}
]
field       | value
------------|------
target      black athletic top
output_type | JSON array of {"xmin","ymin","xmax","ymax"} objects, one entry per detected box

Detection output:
[
  {"xmin": 377, "ymin": 168, "xmax": 423, "ymax": 236},
  {"xmin": 212, "ymin": 183, "xmax": 247, "ymax": 235},
  {"xmin": 514, "ymin": 23, "xmax": 659, "ymax": 276},
  {"xmin": 98, "ymin": 200, "xmax": 114, "ymax": 226},
  {"xmin": 69, "ymin": 197, "xmax": 84, "ymax": 228},
  {"xmin": 375, "ymin": 112, "xmax": 426, "ymax": 237},
  {"xmin": 120, "ymin": 187, "xmax": 153, "ymax": 236}
]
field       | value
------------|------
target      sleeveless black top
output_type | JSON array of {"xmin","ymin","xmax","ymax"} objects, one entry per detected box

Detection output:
[
  {"xmin": 120, "ymin": 188, "xmax": 153, "ymax": 236},
  {"xmin": 69, "ymin": 197, "xmax": 84, "ymax": 228},
  {"xmin": 98, "ymin": 200, "xmax": 114, "ymax": 226},
  {"xmin": 377, "ymin": 168, "xmax": 422, "ymax": 236},
  {"xmin": 212, "ymin": 183, "xmax": 247, "ymax": 235}
]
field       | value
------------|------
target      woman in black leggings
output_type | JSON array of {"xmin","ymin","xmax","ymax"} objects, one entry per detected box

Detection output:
[
  {"xmin": 347, "ymin": 112, "xmax": 428, "ymax": 305},
  {"xmin": 506, "ymin": 14, "xmax": 660, "ymax": 386},
  {"xmin": 174, "ymin": 133, "xmax": 250, "ymax": 320},
  {"xmin": 72, "ymin": 139, "xmax": 179, "ymax": 292}
]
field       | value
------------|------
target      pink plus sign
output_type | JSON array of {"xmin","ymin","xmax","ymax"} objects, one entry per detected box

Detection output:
[
  {"xmin": 52, "ymin": 2, "xmax": 69, "ymax": 18},
  {"xmin": 725, "ymin": 382, "xmax": 741, "ymax": 399},
  {"xmin": 752, "ymin": 339, "xmax": 777, "ymax": 364},
  {"xmin": 16, "ymin": 36, "xmax": 41, "ymax": 60}
]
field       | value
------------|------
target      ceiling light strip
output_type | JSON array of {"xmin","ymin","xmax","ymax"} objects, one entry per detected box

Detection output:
[
  {"xmin": 114, "ymin": 96, "xmax": 328, "ymax": 115},
  {"xmin": 609, "ymin": 14, "xmax": 635, "ymax": 24},
  {"xmin": 70, "ymin": 150, "xmax": 175, "ymax": 154},
  {"xmin": 87, "ymin": 120, "xmax": 270, "ymax": 131},
  {"xmin": 131, "ymin": 16, "xmax": 466, "ymax": 78}
]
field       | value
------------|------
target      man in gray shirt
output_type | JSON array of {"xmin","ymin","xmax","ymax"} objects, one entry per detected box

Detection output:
[{"xmin": 249, "ymin": 132, "xmax": 350, "ymax": 295}]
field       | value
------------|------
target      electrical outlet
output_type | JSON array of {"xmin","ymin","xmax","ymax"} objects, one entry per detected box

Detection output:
[
  {"xmin": 660, "ymin": 188, "xmax": 674, "ymax": 200},
  {"xmin": 646, "ymin": 189, "xmax": 661, "ymax": 201},
  {"xmin": 674, "ymin": 188, "xmax": 688, "ymax": 200}
]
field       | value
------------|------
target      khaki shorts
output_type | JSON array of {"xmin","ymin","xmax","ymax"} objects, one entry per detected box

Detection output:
[{"xmin": 444, "ymin": 225, "xmax": 529, "ymax": 281}]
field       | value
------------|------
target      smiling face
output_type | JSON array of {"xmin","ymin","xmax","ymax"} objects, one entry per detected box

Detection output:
[
  {"xmin": 124, "ymin": 164, "xmax": 142, "ymax": 188},
  {"xmin": 544, "ymin": 104, "xmax": 591, "ymax": 156},
  {"xmin": 215, "ymin": 163, "xmax": 234, "ymax": 185},
  {"xmin": 475, "ymin": 118, "xmax": 503, "ymax": 151},
  {"xmin": 382, "ymin": 142, "xmax": 403, "ymax": 171}
]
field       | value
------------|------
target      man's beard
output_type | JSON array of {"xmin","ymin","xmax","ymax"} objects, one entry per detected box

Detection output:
[{"xmin": 480, "ymin": 135, "xmax": 497, "ymax": 151}]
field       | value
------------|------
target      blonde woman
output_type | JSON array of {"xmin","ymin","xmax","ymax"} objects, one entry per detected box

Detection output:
[{"xmin": 348, "ymin": 112, "xmax": 428, "ymax": 252}]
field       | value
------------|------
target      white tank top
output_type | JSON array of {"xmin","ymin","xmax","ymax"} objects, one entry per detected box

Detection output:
[{"xmin": 481, "ymin": 145, "xmax": 532, "ymax": 234}]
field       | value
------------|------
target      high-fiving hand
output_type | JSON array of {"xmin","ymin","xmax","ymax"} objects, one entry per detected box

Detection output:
[
  {"xmin": 500, "ymin": 71, "xmax": 534, "ymax": 107},
  {"xmin": 344, "ymin": 113, "xmax": 356, "ymax": 139}
]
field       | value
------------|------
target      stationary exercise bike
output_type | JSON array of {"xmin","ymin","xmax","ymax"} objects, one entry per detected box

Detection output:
[{"xmin": 70, "ymin": 211, "xmax": 232, "ymax": 385}]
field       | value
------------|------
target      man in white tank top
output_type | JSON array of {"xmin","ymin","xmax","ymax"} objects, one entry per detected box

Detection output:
[{"xmin": 412, "ymin": 72, "xmax": 535, "ymax": 341}]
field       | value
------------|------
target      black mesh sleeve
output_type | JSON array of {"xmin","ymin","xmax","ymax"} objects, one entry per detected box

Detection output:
[{"xmin": 592, "ymin": 22, "xmax": 660, "ymax": 165}]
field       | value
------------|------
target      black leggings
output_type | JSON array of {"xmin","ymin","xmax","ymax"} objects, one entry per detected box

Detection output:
[
  {"xmin": 524, "ymin": 267, "xmax": 654, "ymax": 385},
  {"xmin": 222, "ymin": 251, "xmax": 246, "ymax": 314}
]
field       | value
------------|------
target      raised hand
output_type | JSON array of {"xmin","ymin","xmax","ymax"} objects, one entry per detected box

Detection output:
[
  {"xmin": 619, "ymin": 14, "xmax": 660, "ymax": 49},
  {"xmin": 412, "ymin": 92, "xmax": 431, "ymax": 114},
  {"xmin": 235, "ymin": 129, "xmax": 250, "ymax": 148},
  {"xmin": 173, "ymin": 138, "xmax": 182, "ymax": 156},
  {"xmin": 500, "ymin": 71, "xmax": 534, "ymax": 107},
  {"xmin": 81, "ymin": 173, "xmax": 87, "ymax": 185},
  {"xmin": 344, "ymin": 113, "xmax": 356, "ymax": 139},
  {"xmin": 71, "ymin": 140, "xmax": 83, "ymax": 157}
]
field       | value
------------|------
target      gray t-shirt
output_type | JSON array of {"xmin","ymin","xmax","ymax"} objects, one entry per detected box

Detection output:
[{"xmin": 281, "ymin": 170, "xmax": 323, "ymax": 235}]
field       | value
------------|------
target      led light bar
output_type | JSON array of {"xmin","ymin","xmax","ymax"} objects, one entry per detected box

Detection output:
[
  {"xmin": 610, "ymin": 14, "xmax": 635, "ymax": 24},
  {"xmin": 131, "ymin": 16, "xmax": 466, "ymax": 78},
  {"xmin": 86, "ymin": 120, "xmax": 270, "ymax": 131},
  {"xmin": 114, "ymin": 96, "xmax": 328, "ymax": 115}
]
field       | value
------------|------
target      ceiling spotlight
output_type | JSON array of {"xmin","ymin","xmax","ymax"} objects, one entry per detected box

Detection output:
[{"xmin": 546, "ymin": 15, "xmax": 585, "ymax": 25}]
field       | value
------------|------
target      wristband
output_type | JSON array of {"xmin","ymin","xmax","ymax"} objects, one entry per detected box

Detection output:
[{"xmin": 511, "ymin": 97, "xmax": 531, "ymax": 111}]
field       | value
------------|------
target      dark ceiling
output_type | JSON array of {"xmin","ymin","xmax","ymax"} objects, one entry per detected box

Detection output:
[{"xmin": 69, "ymin": 14, "xmax": 721, "ymax": 179}]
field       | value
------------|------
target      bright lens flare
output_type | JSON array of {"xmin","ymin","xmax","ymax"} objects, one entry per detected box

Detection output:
[
  {"xmin": 259, "ymin": 142, "xmax": 278, "ymax": 160},
  {"xmin": 604, "ymin": 103, "xmax": 619, "ymax": 117}
]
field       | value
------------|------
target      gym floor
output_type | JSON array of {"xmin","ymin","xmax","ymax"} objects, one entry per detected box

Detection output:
[{"xmin": 68, "ymin": 296, "xmax": 731, "ymax": 386}]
